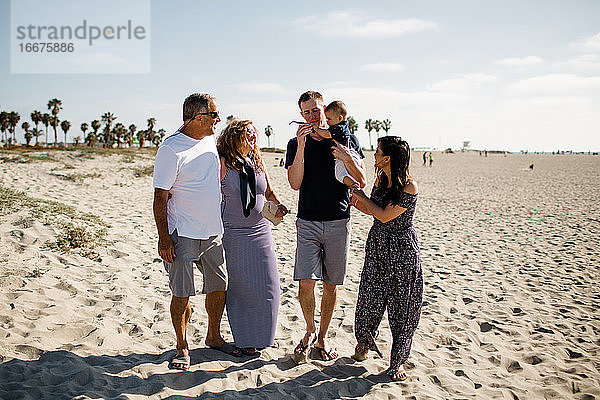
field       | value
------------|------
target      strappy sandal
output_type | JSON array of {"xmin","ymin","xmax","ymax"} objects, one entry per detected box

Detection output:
[
  {"xmin": 292, "ymin": 333, "xmax": 316, "ymax": 364},
  {"xmin": 238, "ymin": 347, "xmax": 260, "ymax": 356},
  {"xmin": 314, "ymin": 346, "xmax": 338, "ymax": 361},
  {"xmin": 387, "ymin": 365, "xmax": 408, "ymax": 382},
  {"xmin": 351, "ymin": 343, "xmax": 369, "ymax": 361},
  {"xmin": 168, "ymin": 352, "xmax": 190, "ymax": 371},
  {"xmin": 209, "ymin": 342, "xmax": 243, "ymax": 357}
]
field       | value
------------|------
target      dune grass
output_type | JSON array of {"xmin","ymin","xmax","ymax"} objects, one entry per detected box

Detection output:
[
  {"xmin": 50, "ymin": 171, "xmax": 102, "ymax": 183},
  {"xmin": 133, "ymin": 165, "xmax": 154, "ymax": 177},
  {"xmin": 0, "ymin": 145, "xmax": 157, "ymax": 161},
  {"xmin": 0, "ymin": 153, "xmax": 59, "ymax": 164},
  {"xmin": 0, "ymin": 185, "xmax": 109, "ymax": 261}
]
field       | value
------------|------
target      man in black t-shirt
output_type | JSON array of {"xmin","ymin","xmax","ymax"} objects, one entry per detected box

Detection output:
[{"xmin": 285, "ymin": 91, "xmax": 366, "ymax": 363}]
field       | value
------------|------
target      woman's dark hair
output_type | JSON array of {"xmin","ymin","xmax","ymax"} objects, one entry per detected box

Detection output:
[{"xmin": 374, "ymin": 136, "xmax": 411, "ymax": 206}]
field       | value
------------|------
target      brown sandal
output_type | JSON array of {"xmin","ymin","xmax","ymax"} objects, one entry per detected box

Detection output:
[
  {"xmin": 314, "ymin": 346, "xmax": 338, "ymax": 361},
  {"xmin": 351, "ymin": 343, "xmax": 369, "ymax": 361},
  {"xmin": 292, "ymin": 333, "xmax": 316, "ymax": 364},
  {"xmin": 239, "ymin": 347, "xmax": 260, "ymax": 356},
  {"xmin": 388, "ymin": 366, "xmax": 407, "ymax": 382},
  {"xmin": 169, "ymin": 352, "xmax": 190, "ymax": 370}
]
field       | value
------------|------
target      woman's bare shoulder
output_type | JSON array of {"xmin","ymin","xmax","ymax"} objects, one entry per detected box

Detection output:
[{"xmin": 403, "ymin": 180, "xmax": 418, "ymax": 195}]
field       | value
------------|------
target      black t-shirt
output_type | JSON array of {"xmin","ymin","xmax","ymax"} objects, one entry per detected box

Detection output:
[{"xmin": 285, "ymin": 134, "xmax": 365, "ymax": 221}]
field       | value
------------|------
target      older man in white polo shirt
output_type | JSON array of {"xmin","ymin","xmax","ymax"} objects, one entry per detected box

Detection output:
[{"xmin": 153, "ymin": 93, "xmax": 234, "ymax": 370}]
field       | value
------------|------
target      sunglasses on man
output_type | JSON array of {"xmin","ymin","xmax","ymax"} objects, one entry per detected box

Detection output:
[
  {"xmin": 178, "ymin": 111, "xmax": 220, "ymax": 132},
  {"xmin": 196, "ymin": 111, "xmax": 219, "ymax": 119}
]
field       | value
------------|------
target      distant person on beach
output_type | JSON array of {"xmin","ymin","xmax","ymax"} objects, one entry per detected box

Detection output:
[
  {"xmin": 350, "ymin": 136, "xmax": 423, "ymax": 381},
  {"xmin": 310, "ymin": 100, "xmax": 362, "ymax": 189},
  {"xmin": 429, "ymin": 152, "xmax": 433, "ymax": 166},
  {"xmin": 217, "ymin": 119, "xmax": 288, "ymax": 356},
  {"xmin": 285, "ymin": 90, "xmax": 366, "ymax": 363},
  {"xmin": 422, "ymin": 151, "xmax": 427, "ymax": 165},
  {"xmin": 153, "ymin": 93, "xmax": 231, "ymax": 371}
]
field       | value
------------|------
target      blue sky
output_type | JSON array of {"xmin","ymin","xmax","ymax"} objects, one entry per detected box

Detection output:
[{"xmin": 1, "ymin": 0, "xmax": 599, "ymax": 152}]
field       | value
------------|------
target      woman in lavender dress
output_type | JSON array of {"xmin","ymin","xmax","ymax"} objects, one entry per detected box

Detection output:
[
  {"xmin": 350, "ymin": 136, "xmax": 423, "ymax": 381},
  {"xmin": 217, "ymin": 119, "xmax": 288, "ymax": 356}
]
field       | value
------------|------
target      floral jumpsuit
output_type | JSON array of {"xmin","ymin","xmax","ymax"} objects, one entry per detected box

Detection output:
[{"xmin": 354, "ymin": 189, "xmax": 423, "ymax": 374}]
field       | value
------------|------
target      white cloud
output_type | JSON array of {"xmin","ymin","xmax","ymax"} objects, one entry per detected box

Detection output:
[
  {"xmin": 426, "ymin": 73, "xmax": 498, "ymax": 92},
  {"xmin": 570, "ymin": 32, "xmax": 600, "ymax": 51},
  {"xmin": 496, "ymin": 56, "xmax": 544, "ymax": 67},
  {"xmin": 556, "ymin": 54, "xmax": 600, "ymax": 73},
  {"xmin": 292, "ymin": 10, "xmax": 438, "ymax": 38},
  {"xmin": 504, "ymin": 96, "xmax": 593, "ymax": 109},
  {"xmin": 326, "ymin": 86, "xmax": 465, "ymax": 110},
  {"xmin": 507, "ymin": 73, "xmax": 600, "ymax": 96},
  {"xmin": 318, "ymin": 80, "xmax": 599, "ymax": 152},
  {"xmin": 360, "ymin": 63, "xmax": 404, "ymax": 72},
  {"xmin": 490, "ymin": 96, "xmax": 599, "ymax": 151},
  {"xmin": 235, "ymin": 81, "xmax": 286, "ymax": 94}
]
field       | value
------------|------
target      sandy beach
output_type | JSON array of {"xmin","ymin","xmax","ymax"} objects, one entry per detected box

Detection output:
[{"xmin": 0, "ymin": 147, "xmax": 599, "ymax": 399}]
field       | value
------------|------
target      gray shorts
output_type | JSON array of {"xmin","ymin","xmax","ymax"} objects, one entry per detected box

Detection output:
[
  {"xmin": 294, "ymin": 218, "xmax": 351, "ymax": 285},
  {"xmin": 163, "ymin": 230, "xmax": 227, "ymax": 297}
]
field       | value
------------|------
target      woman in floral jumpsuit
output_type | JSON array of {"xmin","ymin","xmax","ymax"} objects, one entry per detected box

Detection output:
[{"xmin": 350, "ymin": 136, "xmax": 423, "ymax": 382}]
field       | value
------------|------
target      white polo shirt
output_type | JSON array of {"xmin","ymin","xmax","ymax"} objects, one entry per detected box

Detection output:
[{"xmin": 153, "ymin": 131, "xmax": 223, "ymax": 239}]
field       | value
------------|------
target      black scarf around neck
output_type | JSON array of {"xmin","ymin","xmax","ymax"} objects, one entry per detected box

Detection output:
[{"xmin": 239, "ymin": 158, "xmax": 256, "ymax": 217}]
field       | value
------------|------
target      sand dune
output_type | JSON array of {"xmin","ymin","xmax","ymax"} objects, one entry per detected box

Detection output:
[{"xmin": 0, "ymin": 148, "xmax": 599, "ymax": 399}]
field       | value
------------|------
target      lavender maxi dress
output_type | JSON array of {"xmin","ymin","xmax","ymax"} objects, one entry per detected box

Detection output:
[{"xmin": 221, "ymin": 164, "xmax": 280, "ymax": 348}]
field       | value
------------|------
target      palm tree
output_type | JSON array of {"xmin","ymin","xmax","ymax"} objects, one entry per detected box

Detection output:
[
  {"xmin": 80, "ymin": 122, "xmax": 89, "ymax": 141},
  {"xmin": 47, "ymin": 98, "xmax": 62, "ymax": 145},
  {"xmin": 22, "ymin": 122, "xmax": 32, "ymax": 146},
  {"xmin": 31, "ymin": 127, "xmax": 43, "ymax": 145},
  {"xmin": 153, "ymin": 128, "xmax": 165, "ymax": 146},
  {"xmin": 31, "ymin": 110, "xmax": 42, "ymax": 146},
  {"xmin": 50, "ymin": 116, "xmax": 59, "ymax": 145},
  {"xmin": 0, "ymin": 112, "xmax": 8, "ymax": 146},
  {"xmin": 7, "ymin": 112, "xmax": 20, "ymax": 146},
  {"xmin": 128, "ymin": 124, "xmax": 137, "ymax": 148},
  {"xmin": 60, "ymin": 120, "xmax": 71, "ymax": 146},
  {"xmin": 364, "ymin": 119, "xmax": 375, "ymax": 150},
  {"xmin": 101, "ymin": 112, "xmax": 116, "ymax": 147},
  {"xmin": 74, "ymin": 136, "xmax": 82, "ymax": 146},
  {"xmin": 382, "ymin": 119, "xmax": 391, "ymax": 135},
  {"xmin": 85, "ymin": 131, "xmax": 97, "ymax": 147},
  {"xmin": 146, "ymin": 117, "xmax": 156, "ymax": 142},
  {"xmin": 89, "ymin": 120, "xmax": 101, "ymax": 147},
  {"xmin": 41, "ymin": 113, "xmax": 50, "ymax": 146},
  {"xmin": 373, "ymin": 120, "xmax": 382, "ymax": 139},
  {"xmin": 21, "ymin": 122, "xmax": 31, "ymax": 145},
  {"xmin": 136, "ymin": 129, "xmax": 146, "ymax": 148},
  {"xmin": 348, "ymin": 116, "xmax": 359, "ymax": 135},
  {"xmin": 112, "ymin": 122, "xmax": 126, "ymax": 147},
  {"xmin": 264, "ymin": 125, "xmax": 273, "ymax": 148},
  {"xmin": 91, "ymin": 120, "xmax": 101, "ymax": 135}
]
